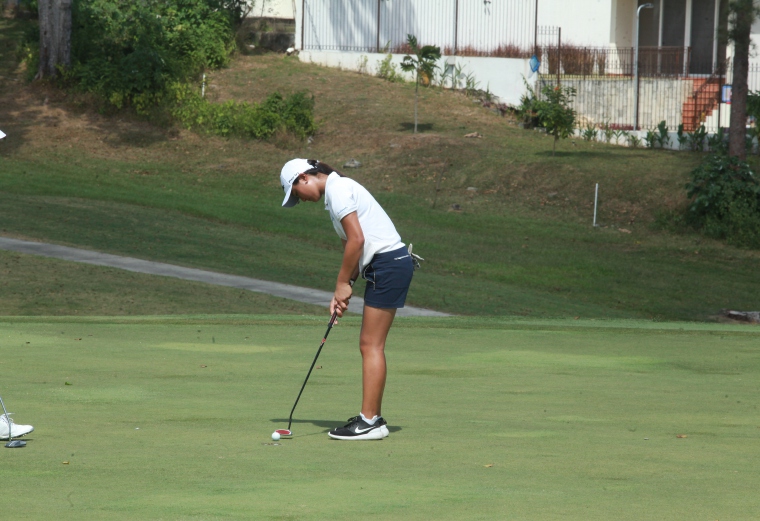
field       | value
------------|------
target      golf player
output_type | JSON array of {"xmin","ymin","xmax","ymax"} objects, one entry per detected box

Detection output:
[{"xmin": 280, "ymin": 158, "xmax": 414, "ymax": 440}]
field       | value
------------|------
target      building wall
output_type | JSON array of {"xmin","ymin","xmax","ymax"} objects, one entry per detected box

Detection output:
[
  {"xmin": 296, "ymin": 0, "xmax": 536, "ymax": 53},
  {"xmin": 752, "ymin": 14, "xmax": 760, "ymax": 67},
  {"xmin": 537, "ymin": 0, "xmax": 614, "ymax": 46},
  {"xmin": 611, "ymin": 0, "xmax": 637, "ymax": 47},
  {"xmin": 248, "ymin": 0, "xmax": 295, "ymax": 20},
  {"xmin": 299, "ymin": 50, "xmax": 534, "ymax": 106}
]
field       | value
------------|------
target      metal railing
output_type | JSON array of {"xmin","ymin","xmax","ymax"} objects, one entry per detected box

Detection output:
[
  {"xmin": 537, "ymin": 46, "xmax": 691, "ymax": 78},
  {"xmin": 537, "ymin": 47, "xmax": 760, "ymax": 134},
  {"xmin": 301, "ymin": 0, "xmax": 538, "ymax": 56}
]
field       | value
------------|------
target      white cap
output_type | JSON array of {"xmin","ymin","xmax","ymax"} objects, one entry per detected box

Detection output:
[
  {"xmin": 0, "ymin": 130, "xmax": 6, "ymax": 140},
  {"xmin": 280, "ymin": 158, "xmax": 312, "ymax": 207}
]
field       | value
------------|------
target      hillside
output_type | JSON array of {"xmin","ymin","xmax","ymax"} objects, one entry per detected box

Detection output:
[{"xmin": 1, "ymin": 16, "xmax": 759, "ymax": 320}]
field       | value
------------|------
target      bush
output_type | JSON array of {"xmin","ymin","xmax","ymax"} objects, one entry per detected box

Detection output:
[
  {"xmin": 170, "ymin": 86, "xmax": 317, "ymax": 139},
  {"xmin": 685, "ymin": 153, "xmax": 760, "ymax": 248},
  {"xmin": 68, "ymin": 0, "xmax": 235, "ymax": 112},
  {"xmin": 376, "ymin": 54, "xmax": 404, "ymax": 82},
  {"xmin": 534, "ymin": 84, "xmax": 577, "ymax": 155},
  {"xmin": 516, "ymin": 78, "xmax": 540, "ymax": 128},
  {"xmin": 16, "ymin": 22, "xmax": 40, "ymax": 82}
]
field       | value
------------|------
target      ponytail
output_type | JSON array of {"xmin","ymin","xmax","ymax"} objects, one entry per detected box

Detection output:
[{"xmin": 305, "ymin": 159, "xmax": 345, "ymax": 177}]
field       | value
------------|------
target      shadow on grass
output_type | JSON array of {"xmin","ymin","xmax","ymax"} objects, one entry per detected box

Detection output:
[
  {"xmin": 0, "ymin": 16, "xmax": 175, "ymax": 154},
  {"xmin": 398, "ymin": 122, "xmax": 434, "ymax": 133},
  {"xmin": 271, "ymin": 418, "xmax": 402, "ymax": 433}
]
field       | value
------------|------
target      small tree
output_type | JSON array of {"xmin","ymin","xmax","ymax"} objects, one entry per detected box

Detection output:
[
  {"xmin": 400, "ymin": 34, "xmax": 441, "ymax": 134},
  {"xmin": 535, "ymin": 84, "xmax": 577, "ymax": 156}
]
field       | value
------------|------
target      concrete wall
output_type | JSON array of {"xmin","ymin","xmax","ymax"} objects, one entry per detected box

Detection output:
[
  {"xmin": 299, "ymin": 50, "xmax": 534, "ymax": 106},
  {"xmin": 247, "ymin": 0, "xmax": 295, "ymax": 20},
  {"xmin": 562, "ymin": 76, "xmax": 693, "ymax": 130}
]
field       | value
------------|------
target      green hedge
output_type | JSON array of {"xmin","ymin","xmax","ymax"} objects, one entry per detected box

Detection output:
[
  {"xmin": 68, "ymin": 0, "xmax": 234, "ymax": 112},
  {"xmin": 171, "ymin": 86, "xmax": 317, "ymax": 139},
  {"xmin": 686, "ymin": 154, "xmax": 760, "ymax": 248}
]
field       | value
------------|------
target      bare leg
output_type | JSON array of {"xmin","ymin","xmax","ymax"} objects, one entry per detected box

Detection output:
[{"xmin": 359, "ymin": 305, "xmax": 397, "ymax": 418}]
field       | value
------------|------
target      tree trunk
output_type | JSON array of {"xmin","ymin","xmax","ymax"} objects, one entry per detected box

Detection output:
[
  {"xmin": 728, "ymin": 0, "xmax": 753, "ymax": 160},
  {"xmin": 36, "ymin": 0, "xmax": 72, "ymax": 80},
  {"xmin": 552, "ymin": 134, "xmax": 557, "ymax": 156}
]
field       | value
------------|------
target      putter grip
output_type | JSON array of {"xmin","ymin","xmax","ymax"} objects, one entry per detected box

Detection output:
[{"xmin": 330, "ymin": 278, "xmax": 355, "ymax": 323}]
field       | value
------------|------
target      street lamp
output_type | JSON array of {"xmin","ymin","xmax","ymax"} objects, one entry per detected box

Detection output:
[{"xmin": 634, "ymin": 3, "xmax": 654, "ymax": 130}]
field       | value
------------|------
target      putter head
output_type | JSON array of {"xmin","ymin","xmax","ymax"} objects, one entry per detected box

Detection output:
[
  {"xmin": 5, "ymin": 440, "xmax": 26, "ymax": 448},
  {"xmin": 275, "ymin": 429, "xmax": 292, "ymax": 437}
]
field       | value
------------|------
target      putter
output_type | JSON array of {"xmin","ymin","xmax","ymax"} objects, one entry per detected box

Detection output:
[
  {"xmin": 278, "ymin": 310, "xmax": 338, "ymax": 437},
  {"xmin": 1, "ymin": 395, "xmax": 26, "ymax": 448},
  {"xmin": 279, "ymin": 282, "xmax": 353, "ymax": 437}
]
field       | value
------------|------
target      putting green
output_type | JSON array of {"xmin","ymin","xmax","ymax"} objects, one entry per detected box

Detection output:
[{"xmin": 1, "ymin": 316, "xmax": 758, "ymax": 520}]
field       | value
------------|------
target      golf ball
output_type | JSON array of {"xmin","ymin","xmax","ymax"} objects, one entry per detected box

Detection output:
[{"xmin": 271, "ymin": 431, "xmax": 281, "ymax": 441}]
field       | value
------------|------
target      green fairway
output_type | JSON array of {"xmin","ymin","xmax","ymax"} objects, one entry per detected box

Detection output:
[{"xmin": 2, "ymin": 316, "xmax": 758, "ymax": 520}]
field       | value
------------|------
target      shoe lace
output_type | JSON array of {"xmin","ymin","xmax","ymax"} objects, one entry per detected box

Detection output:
[
  {"xmin": 1, "ymin": 413, "xmax": 14, "ymax": 425},
  {"xmin": 343, "ymin": 416, "xmax": 361, "ymax": 426}
]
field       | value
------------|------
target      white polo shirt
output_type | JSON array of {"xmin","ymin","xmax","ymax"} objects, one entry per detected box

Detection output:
[{"xmin": 324, "ymin": 173, "xmax": 404, "ymax": 272}]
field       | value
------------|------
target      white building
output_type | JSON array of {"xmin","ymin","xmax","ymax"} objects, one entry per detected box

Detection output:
[
  {"xmin": 247, "ymin": 0, "xmax": 296, "ymax": 20},
  {"xmin": 293, "ymin": 1, "xmax": 760, "ymax": 132}
]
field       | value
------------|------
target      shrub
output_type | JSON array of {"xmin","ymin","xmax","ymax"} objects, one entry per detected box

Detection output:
[
  {"xmin": 581, "ymin": 123, "xmax": 598, "ymax": 142},
  {"xmin": 377, "ymin": 54, "xmax": 403, "ymax": 82},
  {"xmin": 516, "ymin": 78, "xmax": 540, "ymax": 128},
  {"xmin": 707, "ymin": 127, "xmax": 727, "ymax": 154},
  {"xmin": 613, "ymin": 129, "xmax": 628, "ymax": 145},
  {"xmin": 534, "ymin": 84, "xmax": 577, "ymax": 156},
  {"xmin": 685, "ymin": 153, "xmax": 760, "ymax": 248},
  {"xmin": 601, "ymin": 122, "xmax": 613, "ymax": 144},
  {"xmin": 627, "ymin": 133, "xmax": 642, "ymax": 148},
  {"xmin": 655, "ymin": 120, "xmax": 670, "ymax": 148},
  {"xmin": 688, "ymin": 125, "xmax": 708, "ymax": 152},
  {"xmin": 67, "ymin": 0, "xmax": 235, "ymax": 112},
  {"xmin": 171, "ymin": 86, "xmax": 317, "ymax": 139},
  {"xmin": 16, "ymin": 22, "xmax": 40, "ymax": 82},
  {"xmin": 644, "ymin": 129, "xmax": 656, "ymax": 149},
  {"xmin": 676, "ymin": 124, "xmax": 688, "ymax": 150}
]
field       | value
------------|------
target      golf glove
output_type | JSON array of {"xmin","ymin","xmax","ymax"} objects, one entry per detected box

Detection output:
[{"xmin": 407, "ymin": 243, "xmax": 424, "ymax": 270}]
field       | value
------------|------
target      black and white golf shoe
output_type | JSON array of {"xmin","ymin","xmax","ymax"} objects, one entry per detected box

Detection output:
[
  {"xmin": 328, "ymin": 416, "xmax": 385, "ymax": 440},
  {"xmin": 376, "ymin": 416, "xmax": 389, "ymax": 438}
]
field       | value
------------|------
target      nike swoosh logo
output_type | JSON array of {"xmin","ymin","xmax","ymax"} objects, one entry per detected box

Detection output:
[{"xmin": 353, "ymin": 426, "xmax": 375, "ymax": 434}]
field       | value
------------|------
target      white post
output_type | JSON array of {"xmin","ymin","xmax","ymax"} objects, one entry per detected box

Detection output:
[
  {"xmin": 593, "ymin": 183, "xmax": 599, "ymax": 227},
  {"xmin": 201, "ymin": 73, "xmax": 206, "ymax": 98}
]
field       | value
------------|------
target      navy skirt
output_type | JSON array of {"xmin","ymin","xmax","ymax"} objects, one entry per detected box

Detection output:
[{"xmin": 362, "ymin": 246, "xmax": 414, "ymax": 309}]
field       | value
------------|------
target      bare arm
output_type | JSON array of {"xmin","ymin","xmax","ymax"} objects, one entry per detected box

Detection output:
[
  {"xmin": 331, "ymin": 211, "xmax": 364, "ymax": 316},
  {"xmin": 340, "ymin": 239, "xmax": 361, "ymax": 283}
]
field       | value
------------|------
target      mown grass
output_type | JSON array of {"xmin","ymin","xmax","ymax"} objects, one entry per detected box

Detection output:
[
  {"xmin": 0, "ymin": 249, "xmax": 325, "ymax": 316},
  {"xmin": 1, "ymin": 317, "xmax": 759, "ymax": 520},
  {"xmin": 1, "ymin": 16, "xmax": 759, "ymax": 319}
]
